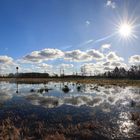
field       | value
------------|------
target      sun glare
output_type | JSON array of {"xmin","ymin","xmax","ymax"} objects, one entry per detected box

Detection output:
[{"xmin": 119, "ymin": 23, "xmax": 132, "ymax": 38}]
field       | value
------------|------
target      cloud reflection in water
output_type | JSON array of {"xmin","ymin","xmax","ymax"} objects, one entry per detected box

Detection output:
[{"xmin": 0, "ymin": 82, "xmax": 140, "ymax": 110}]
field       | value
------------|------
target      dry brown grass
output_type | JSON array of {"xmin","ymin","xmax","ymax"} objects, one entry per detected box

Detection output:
[
  {"xmin": 0, "ymin": 112, "xmax": 99, "ymax": 140},
  {"xmin": 0, "ymin": 78, "xmax": 140, "ymax": 87}
]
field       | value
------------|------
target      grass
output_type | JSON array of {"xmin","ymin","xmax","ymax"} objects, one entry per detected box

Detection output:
[{"xmin": 0, "ymin": 77, "xmax": 140, "ymax": 87}]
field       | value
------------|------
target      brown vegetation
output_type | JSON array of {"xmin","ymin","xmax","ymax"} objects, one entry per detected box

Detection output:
[
  {"xmin": 0, "ymin": 111, "xmax": 100, "ymax": 140},
  {"xmin": 0, "ymin": 78, "xmax": 140, "ymax": 87}
]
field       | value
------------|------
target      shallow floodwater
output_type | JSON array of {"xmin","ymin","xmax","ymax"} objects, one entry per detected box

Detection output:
[{"xmin": 0, "ymin": 81, "xmax": 140, "ymax": 140}]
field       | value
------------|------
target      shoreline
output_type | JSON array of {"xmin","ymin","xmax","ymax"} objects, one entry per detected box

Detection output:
[{"xmin": 0, "ymin": 78, "xmax": 140, "ymax": 87}]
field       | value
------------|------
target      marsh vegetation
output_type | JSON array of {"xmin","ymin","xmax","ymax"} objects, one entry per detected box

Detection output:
[{"xmin": 0, "ymin": 81, "xmax": 140, "ymax": 139}]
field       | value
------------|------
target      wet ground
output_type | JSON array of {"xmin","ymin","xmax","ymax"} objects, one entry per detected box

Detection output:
[{"xmin": 0, "ymin": 81, "xmax": 140, "ymax": 140}]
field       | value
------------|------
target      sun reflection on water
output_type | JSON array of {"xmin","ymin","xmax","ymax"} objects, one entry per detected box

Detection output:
[
  {"xmin": 0, "ymin": 82, "xmax": 140, "ymax": 139},
  {"xmin": 118, "ymin": 112, "xmax": 136, "ymax": 138}
]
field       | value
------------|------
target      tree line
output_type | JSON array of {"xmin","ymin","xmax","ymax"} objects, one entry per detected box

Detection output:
[
  {"xmin": 0, "ymin": 65, "xmax": 140, "ymax": 79},
  {"xmin": 101, "ymin": 65, "xmax": 140, "ymax": 79},
  {"xmin": 2, "ymin": 72, "xmax": 50, "ymax": 78}
]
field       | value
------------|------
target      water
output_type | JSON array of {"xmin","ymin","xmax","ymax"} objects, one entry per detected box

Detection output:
[{"xmin": 0, "ymin": 81, "xmax": 140, "ymax": 140}]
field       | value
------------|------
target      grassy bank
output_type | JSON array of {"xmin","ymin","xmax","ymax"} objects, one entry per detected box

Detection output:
[{"xmin": 0, "ymin": 77, "xmax": 140, "ymax": 87}]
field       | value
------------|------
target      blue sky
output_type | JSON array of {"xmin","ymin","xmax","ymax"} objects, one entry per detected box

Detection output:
[{"xmin": 0, "ymin": 0, "xmax": 140, "ymax": 75}]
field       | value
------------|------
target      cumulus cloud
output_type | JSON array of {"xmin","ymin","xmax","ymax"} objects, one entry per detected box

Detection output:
[
  {"xmin": 87, "ymin": 49, "xmax": 104, "ymax": 60},
  {"xmin": 103, "ymin": 52, "xmax": 127, "ymax": 71},
  {"xmin": 64, "ymin": 50, "xmax": 92, "ymax": 62},
  {"xmin": 0, "ymin": 57, "xmax": 19, "ymax": 74},
  {"xmin": 103, "ymin": 61, "xmax": 110, "ymax": 66},
  {"xmin": 81, "ymin": 58, "xmax": 129, "ymax": 76},
  {"xmin": 81, "ymin": 62, "xmax": 104, "ymax": 75},
  {"xmin": 129, "ymin": 55, "xmax": 140, "ymax": 64},
  {"xmin": 0, "ymin": 48, "xmax": 133, "ymax": 75},
  {"xmin": 103, "ymin": 61, "xmax": 128, "ymax": 71},
  {"xmin": 23, "ymin": 51, "xmax": 42, "ymax": 63},
  {"xmin": 80, "ymin": 59, "xmax": 128, "ymax": 75},
  {"xmin": 111, "ymin": 62, "xmax": 127, "ymax": 68},
  {"xmin": 106, "ymin": 52, "xmax": 124, "ymax": 62},
  {"xmin": 103, "ymin": 61, "xmax": 126, "ymax": 67},
  {"xmin": 65, "ymin": 49, "xmax": 104, "ymax": 62},
  {"xmin": 24, "ymin": 48, "xmax": 64, "ymax": 63},
  {"xmin": 23, "ymin": 48, "xmax": 104, "ymax": 63},
  {"xmin": 39, "ymin": 48, "xmax": 64, "ymax": 59},
  {"xmin": 0, "ymin": 55, "xmax": 19, "ymax": 74},
  {"xmin": 0, "ymin": 55, "xmax": 13, "ymax": 64},
  {"xmin": 104, "ymin": 66, "xmax": 113, "ymax": 71},
  {"xmin": 106, "ymin": 0, "xmax": 116, "ymax": 9}
]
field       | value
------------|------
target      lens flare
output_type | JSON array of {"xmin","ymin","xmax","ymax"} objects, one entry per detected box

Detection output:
[{"xmin": 119, "ymin": 23, "xmax": 132, "ymax": 38}]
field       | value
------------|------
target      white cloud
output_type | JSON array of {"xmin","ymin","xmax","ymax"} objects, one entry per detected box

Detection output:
[
  {"xmin": 129, "ymin": 55, "xmax": 140, "ymax": 64},
  {"xmin": 59, "ymin": 64, "xmax": 73, "ymax": 69},
  {"xmin": 37, "ymin": 63, "xmax": 53, "ymax": 69},
  {"xmin": 64, "ymin": 49, "xmax": 104, "ymax": 62},
  {"xmin": 81, "ymin": 63, "xmax": 95, "ymax": 74},
  {"xmin": 0, "ymin": 48, "xmax": 134, "ymax": 75},
  {"xmin": 103, "ymin": 61, "xmax": 128, "ymax": 71},
  {"xmin": 101, "ymin": 44, "xmax": 111, "ymax": 51},
  {"xmin": 18, "ymin": 63, "xmax": 53, "ymax": 73},
  {"xmin": 23, "ymin": 48, "xmax": 104, "ymax": 63},
  {"xmin": 87, "ymin": 49, "xmax": 104, "ymax": 60},
  {"xmin": 64, "ymin": 50, "xmax": 92, "ymax": 62},
  {"xmin": 0, "ymin": 55, "xmax": 19, "ymax": 74},
  {"xmin": 86, "ymin": 20, "xmax": 90, "ymax": 26},
  {"xmin": 81, "ymin": 62, "xmax": 105, "ymax": 75},
  {"xmin": 80, "ymin": 59, "xmax": 128, "ymax": 75},
  {"xmin": 23, "ymin": 51, "xmax": 42, "ymax": 63},
  {"xmin": 106, "ymin": 52, "xmax": 124, "ymax": 62},
  {"xmin": 103, "ymin": 61, "xmax": 110, "ymax": 66},
  {"xmin": 106, "ymin": 0, "xmax": 116, "ymax": 9},
  {"xmin": 111, "ymin": 62, "xmax": 127, "ymax": 68},
  {"xmin": 0, "ymin": 55, "xmax": 13, "ymax": 64},
  {"xmin": 33, "ymin": 63, "xmax": 53, "ymax": 73},
  {"xmin": 57, "ymin": 64, "xmax": 74, "ymax": 75},
  {"xmin": 39, "ymin": 48, "xmax": 64, "ymax": 60},
  {"xmin": 23, "ymin": 48, "xmax": 64, "ymax": 63},
  {"xmin": 104, "ymin": 66, "xmax": 113, "ymax": 71},
  {"xmin": 0, "ymin": 63, "xmax": 19, "ymax": 74}
]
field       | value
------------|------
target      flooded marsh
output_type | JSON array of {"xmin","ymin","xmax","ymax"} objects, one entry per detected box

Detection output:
[{"xmin": 0, "ymin": 81, "xmax": 140, "ymax": 139}]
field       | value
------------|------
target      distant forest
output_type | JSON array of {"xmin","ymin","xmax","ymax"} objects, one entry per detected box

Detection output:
[
  {"xmin": 0, "ymin": 65, "xmax": 140, "ymax": 80},
  {"xmin": 101, "ymin": 65, "xmax": 140, "ymax": 79}
]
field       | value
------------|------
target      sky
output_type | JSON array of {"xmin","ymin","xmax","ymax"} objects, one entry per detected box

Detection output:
[{"xmin": 0, "ymin": 0, "xmax": 140, "ymax": 75}]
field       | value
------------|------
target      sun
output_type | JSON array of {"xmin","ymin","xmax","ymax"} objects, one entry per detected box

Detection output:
[{"xmin": 119, "ymin": 23, "xmax": 132, "ymax": 38}]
